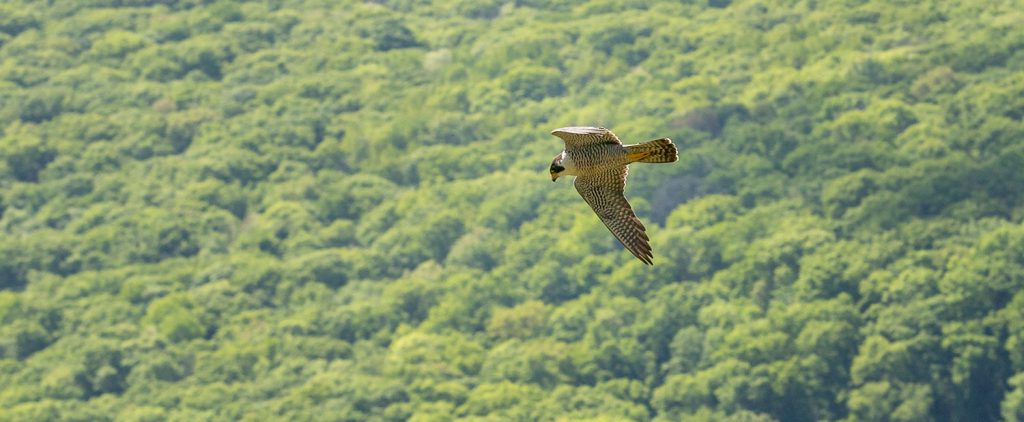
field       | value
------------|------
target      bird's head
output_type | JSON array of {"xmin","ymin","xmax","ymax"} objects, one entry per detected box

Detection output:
[{"xmin": 549, "ymin": 154, "xmax": 566, "ymax": 181}]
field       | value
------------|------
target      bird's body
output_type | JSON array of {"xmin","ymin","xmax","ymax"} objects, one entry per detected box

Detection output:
[
  {"xmin": 550, "ymin": 143, "xmax": 630, "ymax": 176},
  {"xmin": 549, "ymin": 127, "xmax": 678, "ymax": 265}
]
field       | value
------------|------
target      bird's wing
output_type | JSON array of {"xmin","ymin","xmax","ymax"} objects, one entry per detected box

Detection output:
[
  {"xmin": 574, "ymin": 166, "xmax": 653, "ymax": 265},
  {"xmin": 551, "ymin": 127, "xmax": 622, "ymax": 150}
]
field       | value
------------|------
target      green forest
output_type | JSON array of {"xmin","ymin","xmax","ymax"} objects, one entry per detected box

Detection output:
[{"xmin": 1, "ymin": 0, "xmax": 1023, "ymax": 420}]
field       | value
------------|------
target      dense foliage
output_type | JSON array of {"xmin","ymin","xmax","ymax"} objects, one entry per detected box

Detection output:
[{"xmin": 2, "ymin": 0, "xmax": 1023, "ymax": 420}]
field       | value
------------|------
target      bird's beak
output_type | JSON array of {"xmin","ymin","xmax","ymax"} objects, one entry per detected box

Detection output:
[{"xmin": 551, "ymin": 173, "xmax": 558, "ymax": 182}]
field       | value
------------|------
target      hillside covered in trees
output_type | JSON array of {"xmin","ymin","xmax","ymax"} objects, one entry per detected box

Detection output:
[{"xmin": 2, "ymin": 0, "xmax": 1024, "ymax": 420}]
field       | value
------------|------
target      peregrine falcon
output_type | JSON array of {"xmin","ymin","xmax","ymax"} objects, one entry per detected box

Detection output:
[{"xmin": 549, "ymin": 126, "xmax": 678, "ymax": 265}]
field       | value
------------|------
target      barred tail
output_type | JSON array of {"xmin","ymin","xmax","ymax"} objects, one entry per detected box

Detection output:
[{"xmin": 626, "ymin": 138, "xmax": 678, "ymax": 163}]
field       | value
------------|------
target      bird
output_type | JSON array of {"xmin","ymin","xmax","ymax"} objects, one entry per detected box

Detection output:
[{"xmin": 549, "ymin": 126, "xmax": 678, "ymax": 265}]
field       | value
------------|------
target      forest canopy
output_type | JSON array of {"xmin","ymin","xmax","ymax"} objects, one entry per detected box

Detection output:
[{"xmin": 1, "ymin": 0, "xmax": 1024, "ymax": 421}]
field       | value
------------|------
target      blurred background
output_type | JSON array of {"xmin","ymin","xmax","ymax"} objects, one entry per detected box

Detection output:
[{"xmin": 1, "ymin": 0, "xmax": 1023, "ymax": 420}]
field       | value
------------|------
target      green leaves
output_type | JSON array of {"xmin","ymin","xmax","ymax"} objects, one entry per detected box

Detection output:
[
  {"xmin": 357, "ymin": 18, "xmax": 421, "ymax": 52},
  {"xmin": 503, "ymin": 66, "xmax": 567, "ymax": 101},
  {"xmin": 142, "ymin": 294, "xmax": 204, "ymax": 343},
  {"xmin": 2, "ymin": 135, "xmax": 56, "ymax": 182}
]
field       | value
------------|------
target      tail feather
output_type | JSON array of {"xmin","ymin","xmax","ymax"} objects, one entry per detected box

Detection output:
[{"xmin": 626, "ymin": 138, "xmax": 678, "ymax": 163}]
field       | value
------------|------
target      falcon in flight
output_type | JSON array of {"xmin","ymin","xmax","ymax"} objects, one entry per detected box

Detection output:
[{"xmin": 549, "ymin": 126, "xmax": 678, "ymax": 265}]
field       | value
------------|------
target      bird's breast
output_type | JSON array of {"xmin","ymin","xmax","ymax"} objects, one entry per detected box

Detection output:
[{"xmin": 567, "ymin": 144, "xmax": 628, "ymax": 173}]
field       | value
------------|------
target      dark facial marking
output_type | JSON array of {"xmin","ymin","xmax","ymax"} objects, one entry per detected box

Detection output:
[{"xmin": 550, "ymin": 164, "xmax": 565, "ymax": 173}]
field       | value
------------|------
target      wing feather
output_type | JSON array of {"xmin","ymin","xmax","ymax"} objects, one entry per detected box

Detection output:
[
  {"xmin": 574, "ymin": 166, "xmax": 654, "ymax": 265},
  {"xmin": 551, "ymin": 127, "xmax": 622, "ymax": 150}
]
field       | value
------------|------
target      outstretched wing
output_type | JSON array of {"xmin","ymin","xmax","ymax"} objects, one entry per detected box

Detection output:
[
  {"xmin": 574, "ymin": 166, "xmax": 653, "ymax": 265},
  {"xmin": 551, "ymin": 127, "xmax": 622, "ymax": 150}
]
